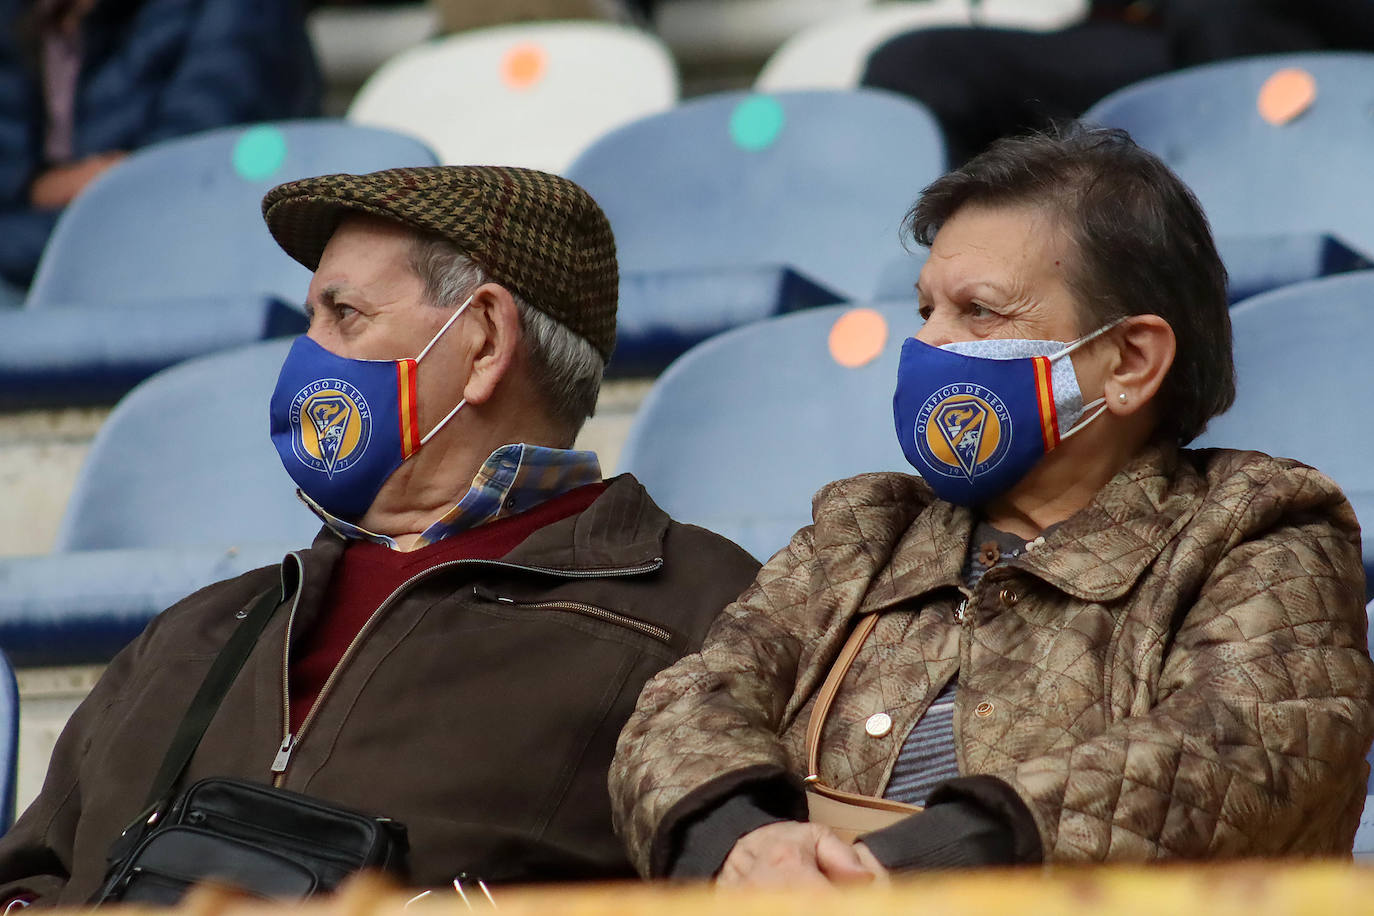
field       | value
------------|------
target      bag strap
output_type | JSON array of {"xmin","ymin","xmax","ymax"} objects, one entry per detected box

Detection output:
[
  {"xmin": 142, "ymin": 585, "xmax": 282, "ymax": 814},
  {"xmin": 805, "ymin": 612, "xmax": 879, "ymax": 781}
]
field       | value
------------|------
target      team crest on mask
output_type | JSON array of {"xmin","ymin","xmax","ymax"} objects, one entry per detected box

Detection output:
[
  {"xmin": 913, "ymin": 384, "xmax": 1011, "ymax": 480},
  {"xmin": 289, "ymin": 379, "xmax": 373, "ymax": 478}
]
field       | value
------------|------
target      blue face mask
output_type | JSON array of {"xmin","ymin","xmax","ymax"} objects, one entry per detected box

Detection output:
[
  {"xmin": 891, "ymin": 324, "xmax": 1116, "ymax": 506},
  {"xmin": 269, "ymin": 296, "xmax": 472, "ymax": 520}
]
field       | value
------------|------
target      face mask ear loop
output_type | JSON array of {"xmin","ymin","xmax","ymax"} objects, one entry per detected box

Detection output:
[
  {"xmin": 419, "ymin": 398, "xmax": 467, "ymax": 446},
  {"xmin": 1048, "ymin": 317, "xmax": 1127, "ymax": 364},
  {"xmin": 410, "ymin": 295, "xmax": 476, "ymax": 449},
  {"xmin": 415, "ymin": 294, "xmax": 475, "ymax": 364},
  {"xmin": 1060, "ymin": 397, "xmax": 1108, "ymax": 441}
]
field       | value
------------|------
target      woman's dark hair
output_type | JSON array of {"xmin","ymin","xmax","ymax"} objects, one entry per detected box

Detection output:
[{"xmin": 907, "ymin": 124, "xmax": 1234, "ymax": 446}]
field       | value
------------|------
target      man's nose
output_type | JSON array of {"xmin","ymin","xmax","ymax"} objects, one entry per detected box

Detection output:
[{"xmin": 913, "ymin": 312, "xmax": 954, "ymax": 348}]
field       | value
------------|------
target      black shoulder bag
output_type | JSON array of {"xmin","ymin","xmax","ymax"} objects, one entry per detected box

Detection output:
[{"xmin": 92, "ymin": 588, "xmax": 410, "ymax": 906}]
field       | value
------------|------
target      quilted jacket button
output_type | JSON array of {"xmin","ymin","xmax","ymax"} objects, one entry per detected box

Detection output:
[
  {"xmin": 975, "ymin": 702, "xmax": 995, "ymax": 718},
  {"xmin": 865, "ymin": 713, "xmax": 893, "ymax": 737},
  {"xmin": 999, "ymin": 587, "xmax": 1018, "ymax": 607}
]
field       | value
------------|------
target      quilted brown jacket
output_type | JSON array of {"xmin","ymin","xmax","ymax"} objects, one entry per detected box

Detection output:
[{"xmin": 611, "ymin": 445, "xmax": 1374, "ymax": 875}]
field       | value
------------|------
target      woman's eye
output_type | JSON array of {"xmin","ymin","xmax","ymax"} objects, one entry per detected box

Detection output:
[{"xmin": 970, "ymin": 302, "xmax": 992, "ymax": 319}]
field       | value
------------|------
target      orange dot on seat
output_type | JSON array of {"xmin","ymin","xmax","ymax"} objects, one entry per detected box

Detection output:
[
  {"xmin": 502, "ymin": 43, "xmax": 547, "ymax": 90},
  {"xmin": 1258, "ymin": 67, "xmax": 1317, "ymax": 126},
  {"xmin": 828, "ymin": 308, "xmax": 889, "ymax": 368}
]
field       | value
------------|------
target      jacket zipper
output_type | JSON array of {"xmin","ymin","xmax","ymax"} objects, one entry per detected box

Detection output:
[
  {"xmin": 270, "ymin": 554, "xmax": 665, "ymax": 783},
  {"xmin": 471, "ymin": 585, "xmax": 672, "ymax": 644}
]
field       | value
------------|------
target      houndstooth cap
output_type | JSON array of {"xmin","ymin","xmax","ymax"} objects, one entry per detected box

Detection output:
[{"xmin": 262, "ymin": 165, "xmax": 618, "ymax": 361}]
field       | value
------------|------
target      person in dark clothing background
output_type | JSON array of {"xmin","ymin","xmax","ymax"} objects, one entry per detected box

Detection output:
[
  {"xmin": 0, "ymin": 0, "xmax": 322, "ymax": 297},
  {"xmin": 862, "ymin": 0, "xmax": 1374, "ymax": 165}
]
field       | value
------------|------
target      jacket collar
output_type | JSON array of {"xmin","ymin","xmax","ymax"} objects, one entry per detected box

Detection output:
[
  {"xmin": 500, "ymin": 473, "xmax": 670, "ymax": 570},
  {"xmin": 1010, "ymin": 442, "xmax": 1205, "ymax": 601},
  {"xmin": 279, "ymin": 472, "xmax": 669, "ymax": 600},
  {"xmin": 852, "ymin": 442, "xmax": 1206, "ymax": 613}
]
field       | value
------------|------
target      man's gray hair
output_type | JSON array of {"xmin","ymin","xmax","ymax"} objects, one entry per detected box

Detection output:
[{"xmin": 408, "ymin": 234, "xmax": 605, "ymax": 438}]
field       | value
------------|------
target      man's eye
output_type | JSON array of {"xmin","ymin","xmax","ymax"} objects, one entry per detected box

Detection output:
[{"xmin": 970, "ymin": 302, "xmax": 991, "ymax": 318}]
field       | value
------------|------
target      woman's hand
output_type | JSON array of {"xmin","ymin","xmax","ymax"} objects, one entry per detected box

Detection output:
[{"xmin": 718, "ymin": 821, "xmax": 886, "ymax": 887}]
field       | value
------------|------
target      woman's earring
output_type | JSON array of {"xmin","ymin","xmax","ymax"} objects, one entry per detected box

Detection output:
[{"xmin": 1117, "ymin": 392, "xmax": 1128, "ymax": 404}]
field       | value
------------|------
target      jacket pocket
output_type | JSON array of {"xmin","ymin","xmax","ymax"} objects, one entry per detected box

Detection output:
[{"xmin": 471, "ymin": 586, "xmax": 672, "ymax": 645}]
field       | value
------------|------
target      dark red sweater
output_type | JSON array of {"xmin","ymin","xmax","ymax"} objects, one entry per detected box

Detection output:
[{"xmin": 288, "ymin": 482, "xmax": 607, "ymax": 730}]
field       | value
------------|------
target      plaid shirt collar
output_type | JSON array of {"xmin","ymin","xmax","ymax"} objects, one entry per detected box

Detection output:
[{"xmin": 299, "ymin": 443, "xmax": 603, "ymax": 550}]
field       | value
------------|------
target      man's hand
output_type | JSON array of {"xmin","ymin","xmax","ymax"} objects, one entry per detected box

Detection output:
[
  {"xmin": 29, "ymin": 151, "xmax": 127, "ymax": 209},
  {"xmin": 718, "ymin": 821, "xmax": 882, "ymax": 887}
]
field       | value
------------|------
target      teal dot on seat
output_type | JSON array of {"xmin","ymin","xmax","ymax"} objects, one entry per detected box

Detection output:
[
  {"xmin": 729, "ymin": 96, "xmax": 785, "ymax": 152},
  {"xmin": 232, "ymin": 125, "xmax": 288, "ymax": 181}
]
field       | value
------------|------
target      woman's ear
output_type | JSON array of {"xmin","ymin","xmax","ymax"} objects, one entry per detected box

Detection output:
[
  {"xmin": 461, "ymin": 283, "xmax": 521, "ymax": 406},
  {"xmin": 1105, "ymin": 314, "xmax": 1175, "ymax": 417}
]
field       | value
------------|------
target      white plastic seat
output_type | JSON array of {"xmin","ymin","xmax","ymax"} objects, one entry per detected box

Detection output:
[
  {"xmin": 307, "ymin": 4, "xmax": 439, "ymax": 87},
  {"xmin": 756, "ymin": 0, "xmax": 1089, "ymax": 91},
  {"xmin": 654, "ymin": 0, "xmax": 870, "ymax": 65},
  {"xmin": 348, "ymin": 20, "xmax": 679, "ymax": 173}
]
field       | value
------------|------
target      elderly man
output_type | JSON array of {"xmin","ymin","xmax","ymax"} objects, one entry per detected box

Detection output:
[{"xmin": 0, "ymin": 166, "xmax": 760, "ymax": 903}]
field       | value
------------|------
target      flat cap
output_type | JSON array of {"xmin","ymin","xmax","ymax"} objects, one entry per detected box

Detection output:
[{"xmin": 262, "ymin": 165, "xmax": 618, "ymax": 360}]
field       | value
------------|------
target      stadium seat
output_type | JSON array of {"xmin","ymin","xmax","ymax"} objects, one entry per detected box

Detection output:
[
  {"xmin": 567, "ymin": 89, "xmax": 944, "ymax": 372},
  {"xmin": 0, "ymin": 650, "xmax": 15, "ymax": 831},
  {"xmin": 1194, "ymin": 271, "xmax": 1374, "ymax": 598},
  {"xmin": 307, "ymin": 3, "xmax": 438, "ymax": 89},
  {"xmin": 653, "ymin": 0, "xmax": 867, "ymax": 68},
  {"xmin": 348, "ymin": 21, "xmax": 678, "ymax": 173},
  {"xmin": 1, "ymin": 121, "xmax": 437, "ymax": 409},
  {"xmin": 618, "ymin": 300, "xmax": 921, "ymax": 561},
  {"xmin": 0, "ymin": 340, "xmax": 321, "ymax": 667},
  {"xmin": 756, "ymin": 0, "xmax": 1088, "ymax": 91},
  {"xmin": 1084, "ymin": 53, "xmax": 1374, "ymax": 298}
]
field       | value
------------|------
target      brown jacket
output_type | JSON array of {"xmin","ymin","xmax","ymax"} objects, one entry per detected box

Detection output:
[
  {"xmin": 612, "ymin": 447, "xmax": 1374, "ymax": 875},
  {"xmin": 0, "ymin": 475, "xmax": 759, "ymax": 904}
]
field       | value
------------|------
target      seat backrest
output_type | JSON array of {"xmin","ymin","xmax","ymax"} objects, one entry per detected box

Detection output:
[
  {"xmin": 756, "ymin": 0, "xmax": 1086, "ymax": 91},
  {"xmin": 1195, "ymin": 271, "xmax": 1374, "ymax": 571},
  {"xmin": 0, "ymin": 650, "xmax": 15, "ymax": 832},
  {"xmin": 55, "ymin": 339, "xmax": 321, "ymax": 551},
  {"xmin": 26, "ymin": 120, "xmax": 438, "ymax": 309},
  {"xmin": 567, "ymin": 89, "xmax": 945, "ymax": 301},
  {"xmin": 348, "ymin": 21, "xmax": 678, "ymax": 173},
  {"xmin": 619, "ymin": 301, "xmax": 922, "ymax": 561},
  {"xmin": 1084, "ymin": 53, "xmax": 1374, "ymax": 257}
]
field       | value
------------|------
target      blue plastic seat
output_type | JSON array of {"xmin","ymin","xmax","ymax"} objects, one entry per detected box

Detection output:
[
  {"xmin": 0, "ymin": 340, "xmax": 321, "ymax": 667},
  {"xmin": 567, "ymin": 89, "xmax": 945, "ymax": 373},
  {"xmin": 619, "ymin": 301, "xmax": 922, "ymax": 562},
  {"xmin": 1084, "ymin": 53, "xmax": 1374, "ymax": 300},
  {"xmin": 0, "ymin": 120, "xmax": 437, "ymax": 409},
  {"xmin": 1195, "ymin": 271, "xmax": 1374, "ymax": 596},
  {"xmin": 0, "ymin": 650, "xmax": 16, "ymax": 832}
]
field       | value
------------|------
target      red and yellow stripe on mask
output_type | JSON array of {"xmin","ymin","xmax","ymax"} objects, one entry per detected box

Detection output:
[
  {"xmin": 397, "ymin": 358, "xmax": 421, "ymax": 459},
  {"xmin": 1030, "ymin": 355, "xmax": 1060, "ymax": 452}
]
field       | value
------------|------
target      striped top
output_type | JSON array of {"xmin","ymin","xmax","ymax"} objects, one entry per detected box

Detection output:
[{"xmin": 882, "ymin": 522, "xmax": 1027, "ymax": 806}]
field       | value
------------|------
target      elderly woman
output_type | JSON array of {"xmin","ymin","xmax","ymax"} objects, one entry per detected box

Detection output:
[{"xmin": 610, "ymin": 127, "xmax": 1374, "ymax": 883}]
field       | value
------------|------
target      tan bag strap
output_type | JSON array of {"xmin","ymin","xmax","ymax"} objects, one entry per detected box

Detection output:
[{"xmin": 805, "ymin": 612, "xmax": 880, "ymax": 779}]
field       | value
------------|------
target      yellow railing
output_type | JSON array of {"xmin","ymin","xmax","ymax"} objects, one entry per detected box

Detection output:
[{"xmin": 117, "ymin": 862, "xmax": 1374, "ymax": 916}]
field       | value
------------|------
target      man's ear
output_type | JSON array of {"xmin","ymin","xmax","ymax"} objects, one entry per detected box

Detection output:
[
  {"xmin": 1103, "ymin": 314, "xmax": 1175, "ymax": 418},
  {"xmin": 462, "ymin": 283, "xmax": 522, "ymax": 406}
]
